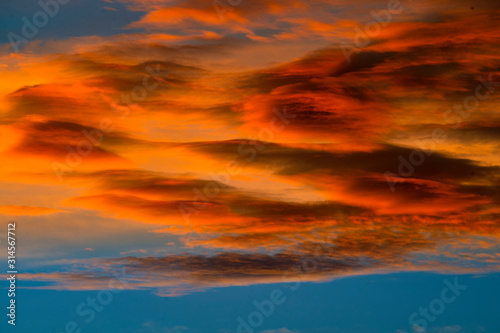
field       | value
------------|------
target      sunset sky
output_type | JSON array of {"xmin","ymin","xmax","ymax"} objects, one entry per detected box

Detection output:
[{"xmin": 1, "ymin": 0, "xmax": 500, "ymax": 332}]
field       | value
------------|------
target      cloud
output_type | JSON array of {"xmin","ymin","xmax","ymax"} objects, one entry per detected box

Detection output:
[
  {"xmin": 260, "ymin": 328, "xmax": 297, "ymax": 333},
  {"xmin": 0, "ymin": 205, "xmax": 65, "ymax": 216},
  {"xmin": 433, "ymin": 326, "xmax": 462, "ymax": 333},
  {"xmin": 20, "ymin": 245, "xmax": 500, "ymax": 296},
  {"xmin": 1, "ymin": 0, "xmax": 500, "ymax": 299}
]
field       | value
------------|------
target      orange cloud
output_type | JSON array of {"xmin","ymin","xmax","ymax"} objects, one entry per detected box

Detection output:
[
  {"xmin": 0, "ymin": 205, "xmax": 64, "ymax": 216},
  {"xmin": 1, "ymin": 0, "xmax": 500, "ymax": 298}
]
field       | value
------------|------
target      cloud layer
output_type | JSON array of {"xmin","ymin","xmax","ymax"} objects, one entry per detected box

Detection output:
[{"xmin": 1, "ymin": 0, "xmax": 500, "ymax": 295}]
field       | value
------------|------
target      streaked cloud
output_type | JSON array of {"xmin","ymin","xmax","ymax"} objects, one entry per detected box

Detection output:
[{"xmin": 0, "ymin": 0, "xmax": 499, "ymax": 297}]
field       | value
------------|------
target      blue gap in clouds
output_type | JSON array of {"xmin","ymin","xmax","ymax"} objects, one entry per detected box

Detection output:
[{"xmin": 0, "ymin": 0, "xmax": 145, "ymax": 44}]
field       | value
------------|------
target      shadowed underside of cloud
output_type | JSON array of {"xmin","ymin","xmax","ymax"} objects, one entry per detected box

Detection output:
[{"xmin": 22, "ymin": 243, "xmax": 500, "ymax": 296}]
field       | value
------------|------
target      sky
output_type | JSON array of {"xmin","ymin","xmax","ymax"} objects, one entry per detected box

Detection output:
[{"xmin": 0, "ymin": 0, "xmax": 500, "ymax": 332}]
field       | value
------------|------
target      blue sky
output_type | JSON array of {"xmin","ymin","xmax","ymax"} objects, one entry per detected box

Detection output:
[
  {"xmin": 0, "ymin": 0, "xmax": 143, "ymax": 44},
  {"xmin": 3, "ymin": 272, "xmax": 500, "ymax": 333}
]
